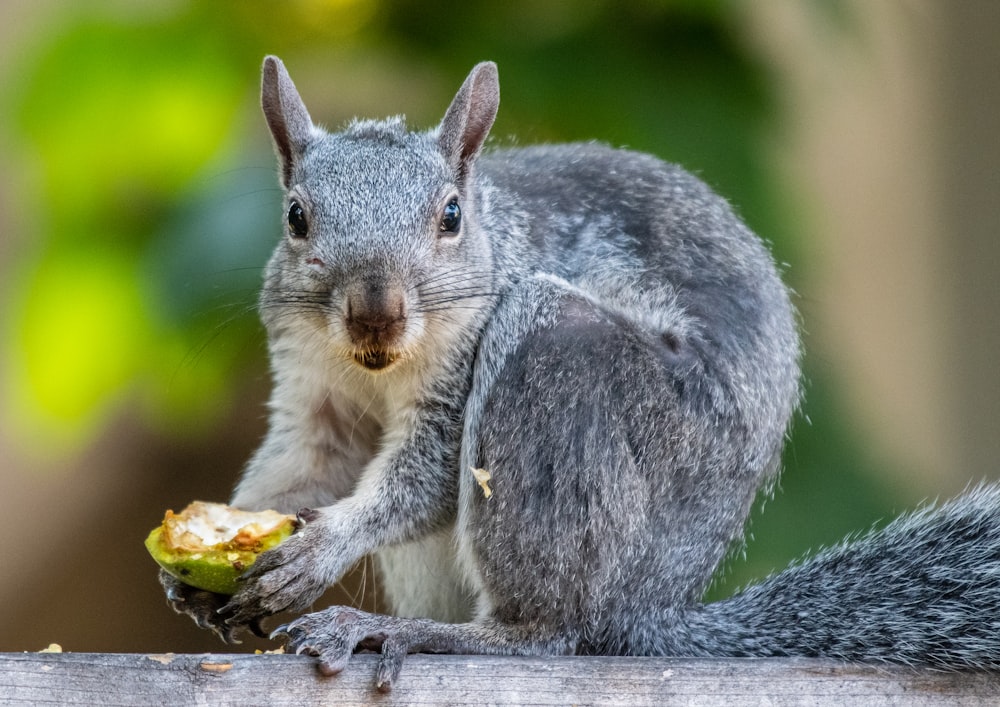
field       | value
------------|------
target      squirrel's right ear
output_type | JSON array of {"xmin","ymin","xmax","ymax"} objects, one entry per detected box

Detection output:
[
  {"xmin": 261, "ymin": 56, "xmax": 315, "ymax": 188},
  {"xmin": 437, "ymin": 62, "xmax": 500, "ymax": 182}
]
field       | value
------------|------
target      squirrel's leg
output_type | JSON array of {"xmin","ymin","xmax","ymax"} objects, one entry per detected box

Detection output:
[
  {"xmin": 221, "ymin": 360, "xmax": 470, "ymax": 627},
  {"xmin": 229, "ymin": 361, "xmax": 379, "ymax": 514},
  {"xmin": 161, "ymin": 379, "xmax": 378, "ymax": 640}
]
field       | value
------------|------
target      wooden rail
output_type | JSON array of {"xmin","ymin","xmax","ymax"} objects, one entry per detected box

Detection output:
[{"xmin": 2, "ymin": 652, "xmax": 998, "ymax": 705}]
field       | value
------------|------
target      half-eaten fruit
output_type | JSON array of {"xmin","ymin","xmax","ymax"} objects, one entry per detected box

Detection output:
[{"xmin": 145, "ymin": 501, "xmax": 295, "ymax": 595}]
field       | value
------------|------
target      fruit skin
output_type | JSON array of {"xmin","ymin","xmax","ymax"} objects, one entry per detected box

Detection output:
[{"xmin": 145, "ymin": 502, "xmax": 296, "ymax": 595}]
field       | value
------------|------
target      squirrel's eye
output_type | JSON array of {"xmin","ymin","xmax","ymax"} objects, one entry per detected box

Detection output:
[
  {"xmin": 439, "ymin": 199, "xmax": 461, "ymax": 234},
  {"xmin": 287, "ymin": 201, "xmax": 309, "ymax": 238}
]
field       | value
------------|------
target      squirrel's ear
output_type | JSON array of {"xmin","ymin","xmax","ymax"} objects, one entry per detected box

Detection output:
[
  {"xmin": 437, "ymin": 62, "xmax": 499, "ymax": 181},
  {"xmin": 261, "ymin": 56, "xmax": 315, "ymax": 188}
]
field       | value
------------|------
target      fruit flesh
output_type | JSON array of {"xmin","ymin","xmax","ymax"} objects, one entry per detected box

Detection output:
[{"xmin": 145, "ymin": 501, "xmax": 295, "ymax": 595}]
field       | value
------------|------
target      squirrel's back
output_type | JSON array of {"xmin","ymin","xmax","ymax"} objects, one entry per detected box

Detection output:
[{"xmin": 480, "ymin": 141, "xmax": 800, "ymax": 484}]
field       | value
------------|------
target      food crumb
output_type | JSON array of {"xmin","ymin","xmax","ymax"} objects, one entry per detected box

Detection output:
[
  {"xmin": 200, "ymin": 661, "xmax": 234, "ymax": 673},
  {"xmin": 38, "ymin": 643, "xmax": 62, "ymax": 653},
  {"xmin": 470, "ymin": 467, "xmax": 493, "ymax": 499}
]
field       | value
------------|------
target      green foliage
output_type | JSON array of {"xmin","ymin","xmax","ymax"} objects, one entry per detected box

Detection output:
[{"xmin": 4, "ymin": 11, "xmax": 251, "ymax": 453}]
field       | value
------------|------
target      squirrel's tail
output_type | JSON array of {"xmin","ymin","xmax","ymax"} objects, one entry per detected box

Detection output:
[{"xmin": 678, "ymin": 483, "xmax": 1000, "ymax": 669}]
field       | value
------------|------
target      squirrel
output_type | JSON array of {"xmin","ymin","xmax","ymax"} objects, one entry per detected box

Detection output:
[{"xmin": 160, "ymin": 56, "xmax": 1000, "ymax": 689}]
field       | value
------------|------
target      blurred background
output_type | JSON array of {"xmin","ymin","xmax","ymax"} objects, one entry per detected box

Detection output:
[{"xmin": 1, "ymin": 0, "xmax": 998, "ymax": 653}]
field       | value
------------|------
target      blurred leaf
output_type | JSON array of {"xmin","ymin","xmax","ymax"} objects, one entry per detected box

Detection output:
[
  {"xmin": 15, "ymin": 18, "xmax": 242, "ymax": 233},
  {"xmin": 5, "ymin": 249, "xmax": 149, "ymax": 456},
  {"xmin": 2, "ymin": 8, "xmax": 262, "ymax": 455}
]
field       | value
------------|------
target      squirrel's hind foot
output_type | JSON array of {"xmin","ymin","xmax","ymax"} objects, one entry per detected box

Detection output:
[
  {"xmin": 272, "ymin": 606, "xmax": 572, "ymax": 691},
  {"xmin": 273, "ymin": 606, "xmax": 425, "ymax": 691}
]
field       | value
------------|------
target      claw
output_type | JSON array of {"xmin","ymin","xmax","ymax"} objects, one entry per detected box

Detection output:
[
  {"xmin": 296, "ymin": 507, "xmax": 320, "ymax": 526},
  {"xmin": 376, "ymin": 635, "xmax": 408, "ymax": 691},
  {"xmin": 249, "ymin": 617, "xmax": 269, "ymax": 639},
  {"xmin": 217, "ymin": 595, "xmax": 254, "ymax": 621},
  {"xmin": 317, "ymin": 651, "xmax": 351, "ymax": 676},
  {"xmin": 212, "ymin": 623, "xmax": 243, "ymax": 645}
]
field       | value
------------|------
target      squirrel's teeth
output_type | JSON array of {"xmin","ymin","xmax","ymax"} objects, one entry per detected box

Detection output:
[{"xmin": 354, "ymin": 350, "xmax": 398, "ymax": 371}]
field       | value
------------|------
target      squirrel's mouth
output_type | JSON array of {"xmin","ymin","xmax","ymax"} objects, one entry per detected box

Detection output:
[{"xmin": 353, "ymin": 349, "xmax": 399, "ymax": 371}]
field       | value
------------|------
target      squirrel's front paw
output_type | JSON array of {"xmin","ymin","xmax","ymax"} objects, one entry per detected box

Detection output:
[
  {"xmin": 159, "ymin": 569, "xmax": 264, "ymax": 643},
  {"xmin": 272, "ymin": 607, "xmax": 418, "ymax": 691},
  {"xmin": 220, "ymin": 509, "xmax": 339, "ymax": 626}
]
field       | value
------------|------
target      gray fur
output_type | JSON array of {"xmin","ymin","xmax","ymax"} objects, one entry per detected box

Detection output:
[
  {"xmin": 159, "ymin": 56, "xmax": 1000, "ymax": 688},
  {"xmin": 679, "ymin": 483, "xmax": 1000, "ymax": 668}
]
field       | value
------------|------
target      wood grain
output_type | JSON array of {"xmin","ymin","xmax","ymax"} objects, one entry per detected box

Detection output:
[{"xmin": 2, "ymin": 652, "xmax": 998, "ymax": 706}]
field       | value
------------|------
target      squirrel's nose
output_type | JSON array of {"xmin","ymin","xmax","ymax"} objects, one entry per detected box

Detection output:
[
  {"xmin": 345, "ymin": 286, "xmax": 408, "ymax": 349},
  {"xmin": 346, "ymin": 307, "xmax": 406, "ymax": 341}
]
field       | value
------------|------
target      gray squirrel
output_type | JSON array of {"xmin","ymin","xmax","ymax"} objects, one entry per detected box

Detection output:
[{"xmin": 160, "ymin": 56, "xmax": 1000, "ymax": 689}]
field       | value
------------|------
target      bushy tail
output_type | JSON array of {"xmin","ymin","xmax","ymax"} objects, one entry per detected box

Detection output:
[{"xmin": 680, "ymin": 483, "xmax": 1000, "ymax": 669}]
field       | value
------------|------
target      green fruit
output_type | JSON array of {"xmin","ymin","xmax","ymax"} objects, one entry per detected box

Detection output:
[{"xmin": 145, "ymin": 501, "xmax": 296, "ymax": 595}]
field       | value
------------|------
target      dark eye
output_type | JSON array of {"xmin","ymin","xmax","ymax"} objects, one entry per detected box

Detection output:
[
  {"xmin": 439, "ymin": 199, "xmax": 461, "ymax": 234},
  {"xmin": 287, "ymin": 201, "xmax": 309, "ymax": 238}
]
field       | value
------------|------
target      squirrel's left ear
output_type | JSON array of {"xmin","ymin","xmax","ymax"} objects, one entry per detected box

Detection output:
[
  {"xmin": 437, "ymin": 62, "xmax": 499, "ymax": 181},
  {"xmin": 261, "ymin": 56, "xmax": 315, "ymax": 188}
]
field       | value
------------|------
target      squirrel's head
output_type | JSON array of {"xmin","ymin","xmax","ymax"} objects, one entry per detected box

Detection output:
[{"xmin": 258, "ymin": 56, "xmax": 499, "ymax": 374}]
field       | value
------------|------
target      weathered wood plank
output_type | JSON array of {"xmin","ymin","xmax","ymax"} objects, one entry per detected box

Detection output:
[{"xmin": 1, "ymin": 653, "xmax": 998, "ymax": 706}]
